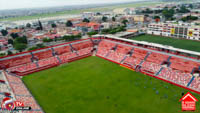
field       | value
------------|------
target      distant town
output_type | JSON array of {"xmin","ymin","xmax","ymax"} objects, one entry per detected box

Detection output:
[{"xmin": 0, "ymin": 1, "xmax": 200, "ymax": 57}]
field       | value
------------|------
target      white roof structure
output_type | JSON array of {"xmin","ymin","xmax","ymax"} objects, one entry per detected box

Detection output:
[{"xmin": 93, "ymin": 34, "xmax": 200, "ymax": 57}]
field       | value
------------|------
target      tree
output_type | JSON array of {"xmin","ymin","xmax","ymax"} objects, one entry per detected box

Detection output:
[
  {"xmin": 181, "ymin": 16, "xmax": 198, "ymax": 22},
  {"xmin": 38, "ymin": 20, "xmax": 43, "ymax": 30},
  {"xmin": 28, "ymin": 44, "xmax": 45, "ymax": 51},
  {"xmin": 162, "ymin": 8, "xmax": 175, "ymax": 20},
  {"xmin": 102, "ymin": 16, "xmax": 108, "ymax": 22},
  {"xmin": 36, "ymin": 44, "xmax": 45, "ymax": 48},
  {"xmin": 66, "ymin": 20, "xmax": 73, "ymax": 27},
  {"xmin": 154, "ymin": 9, "xmax": 163, "ymax": 14},
  {"xmin": 15, "ymin": 36, "xmax": 28, "ymax": 44},
  {"xmin": 96, "ymin": 12, "xmax": 101, "ymax": 15},
  {"xmin": 14, "ymin": 43, "xmax": 27, "ymax": 52},
  {"xmin": 112, "ymin": 17, "xmax": 116, "ymax": 22},
  {"xmin": 154, "ymin": 16, "xmax": 160, "ymax": 19},
  {"xmin": 122, "ymin": 19, "xmax": 128, "ymax": 26},
  {"xmin": 10, "ymin": 33, "xmax": 19, "ymax": 39},
  {"xmin": 142, "ymin": 8, "xmax": 153, "ymax": 14},
  {"xmin": 178, "ymin": 5, "xmax": 190, "ymax": 13},
  {"xmin": 82, "ymin": 18, "xmax": 90, "ymax": 23},
  {"xmin": 1, "ymin": 29, "xmax": 8, "ymax": 36},
  {"xmin": 13, "ymin": 36, "xmax": 28, "ymax": 52},
  {"xmin": 8, "ymin": 39, "xmax": 14, "ymax": 45},
  {"xmin": 0, "ymin": 53, "xmax": 6, "ymax": 57},
  {"xmin": 189, "ymin": 4, "xmax": 193, "ymax": 9},
  {"xmin": 43, "ymin": 38, "xmax": 53, "ymax": 42},
  {"xmin": 51, "ymin": 23, "xmax": 57, "ymax": 28},
  {"xmin": 7, "ymin": 51, "xmax": 13, "ymax": 55},
  {"xmin": 26, "ymin": 23, "xmax": 31, "ymax": 28}
]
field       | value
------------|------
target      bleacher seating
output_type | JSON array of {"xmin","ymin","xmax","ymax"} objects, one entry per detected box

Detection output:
[
  {"xmin": 107, "ymin": 51, "xmax": 125, "ymax": 63},
  {"xmin": 78, "ymin": 47, "xmax": 93, "ymax": 56},
  {"xmin": 72, "ymin": 41, "xmax": 93, "ymax": 50},
  {"xmin": 132, "ymin": 48, "xmax": 148, "ymax": 60},
  {"xmin": 97, "ymin": 40, "xmax": 119, "ymax": 58},
  {"xmin": 54, "ymin": 45, "xmax": 71, "ymax": 55},
  {"xmin": 0, "ymin": 54, "xmax": 32, "ymax": 68},
  {"xmin": 158, "ymin": 67, "xmax": 192, "ymax": 86},
  {"xmin": 58, "ymin": 52, "xmax": 77, "ymax": 61},
  {"xmin": 33, "ymin": 49, "xmax": 53, "ymax": 60},
  {"xmin": 123, "ymin": 56, "xmax": 141, "ymax": 67},
  {"xmin": 141, "ymin": 61, "xmax": 162, "ymax": 74},
  {"xmin": 170, "ymin": 57, "xmax": 199, "ymax": 73},
  {"xmin": 189, "ymin": 77, "xmax": 200, "ymax": 91},
  {"xmin": 146, "ymin": 52, "xmax": 168, "ymax": 64},
  {"xmin": 7, "ymin": 62, "xmax": 37, "ymax": 73},
  {"xmin": 96, "ymin": 47, "xmax": 109, "ymax": 57},
  {"xmin": 115, "ymin": 45, "xmax": 132, "ymax": 54},
  {"xmin": 98, "ymin": 40, "xmax": 116, "ymax": 50},
  {"xmin": 38, "ymin": 57, "xmax": 59, "ymax": 67}
]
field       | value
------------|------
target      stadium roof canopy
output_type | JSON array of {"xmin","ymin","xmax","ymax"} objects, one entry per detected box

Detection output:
[{"xmin": 93, "ymin": 34, "xmax": 200, "ymax": 57}]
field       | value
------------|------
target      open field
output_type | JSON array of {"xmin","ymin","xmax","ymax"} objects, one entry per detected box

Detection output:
[
  {"xmin": 23, "ymin": 56, "xmax": 200, "ymax": 113},
  {"xmin": 0, "ymin": 2, "xmax": 162, "ymax": 22},
  {"xmin": 131, "ymin": 35, "xmax": 200, "ymax": 52}
]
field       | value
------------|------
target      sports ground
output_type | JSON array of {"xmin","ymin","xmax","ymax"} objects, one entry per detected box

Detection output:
[
  {"xmin": 22, "ymin": 56, "xmax": 200, "ymax": 113},
  {"xmin": 131, "ymin": 35, "xmax": 200, "ymax": 52}
]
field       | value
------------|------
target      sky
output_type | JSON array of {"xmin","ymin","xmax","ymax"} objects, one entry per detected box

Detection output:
[{"xmin": 0, "ymin": 0, "xmax": 139, "ymax": 10}]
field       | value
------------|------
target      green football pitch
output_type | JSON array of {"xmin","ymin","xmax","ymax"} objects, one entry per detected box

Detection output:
[
  {"xmin": 22, "ymin": 56, "xmax": 200, "ymax": 113},
  {"xmin": 131, "ymin": 35, "xmax": 200, "ymax": 52}
]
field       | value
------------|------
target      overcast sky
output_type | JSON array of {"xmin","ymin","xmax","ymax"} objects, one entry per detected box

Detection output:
[{"xmin": 0, "ymin": 0, "xmax": 140, "ymax": 10}]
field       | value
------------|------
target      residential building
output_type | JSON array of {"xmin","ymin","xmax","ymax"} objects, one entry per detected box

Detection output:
[
  {"xmin": 123, "ymin": 8, "xmax": 136, "ymax": 15},
  {"xmin": 82, "ymin": 12, "xmax": 94, "ymax": 19},
  {"xmin": 132, "ymin": 15, "xmax": 146, "ymax": 23},
  {"xmin": 147, "ymin": 22, "xmax": 200, "ymax": 40}
]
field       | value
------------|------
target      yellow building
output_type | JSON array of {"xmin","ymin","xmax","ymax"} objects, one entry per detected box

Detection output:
[{"xmin": 132, "ymin": 15, "xmax": 145, "ymax": 22}]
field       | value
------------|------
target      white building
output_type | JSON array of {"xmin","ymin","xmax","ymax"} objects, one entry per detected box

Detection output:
[
  {"xmin": 123, "ymin": 8, "xmax": 136, "ymax": 15},
  {"xmin": 147, "ymin": 22, "xmax": 200, "ymax": 40},
  {"xmin": 82, "ymin": 12, "xmax": 95, "ymax": 19}
]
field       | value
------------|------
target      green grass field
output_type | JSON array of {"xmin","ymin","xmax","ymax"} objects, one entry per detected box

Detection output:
[
  {"xmin": 22, "ymin": 56, "xmax": 200, "ymax": 113},
  {"xmin": 131, "ymin": 35, "xmax": 200, "ymax": 52},
  {"xmin": 0, "ymin": 2, "xmax": 162, "ymax": 22}
]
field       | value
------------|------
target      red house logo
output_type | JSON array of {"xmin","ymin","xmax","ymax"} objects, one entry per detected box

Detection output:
[{"xmin": 179, "ymin": 92, "xmax": 198, "ymax": 111}]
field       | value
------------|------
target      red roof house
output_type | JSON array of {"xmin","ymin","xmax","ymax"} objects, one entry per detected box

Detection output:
[
  {"xmin": 75, "ymin": 22, "xmax": 101, "ymax": 31},
  {"xmin": 87, "ymin": 22, "xmax": 101, "ymax": 31}
]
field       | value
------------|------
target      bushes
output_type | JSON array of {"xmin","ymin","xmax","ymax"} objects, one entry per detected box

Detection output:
[
  {"xmin": 0, "ymin": 53, "xmax": 6, "ymax": 57},
  {"xmin": 101, "ymin": 26, "xmax": 126, "ymax": 34},
  {"xmin": 43, "ymin": 38, "xmax": 53, "ymax": 42},
  {"xmin": 87, "ymin": 31, "xmax": 98, "ymax": 36},
  {"xmin": 14, "ymin": 43, "xmax": 27, "ymax": 52},
  {"xmin": 181, "ymin": 16, "xmax": 198, "ymax": 22},
  {"xmin": 28, "ymin": 44, "xmax": 46, "ymax": 51},
  {"xmin": 62, "ymin": 34, "xmax": 81, "ymax": 41}
]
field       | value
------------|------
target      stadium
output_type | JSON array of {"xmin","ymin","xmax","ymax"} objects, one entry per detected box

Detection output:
[{"xmin": 0, "ymin": 35, "xmax": 200, "ymax": 113}]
